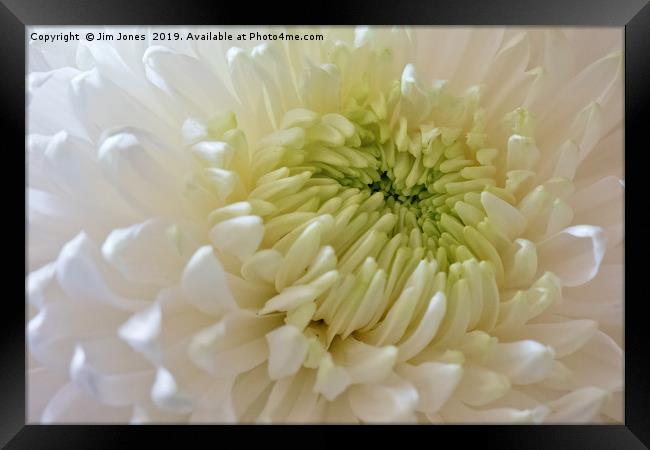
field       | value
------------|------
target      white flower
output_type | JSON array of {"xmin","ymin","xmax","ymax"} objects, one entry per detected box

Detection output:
[{"xmin": 27, "ymin": 26, "xmax": 623, "ymax": 424}]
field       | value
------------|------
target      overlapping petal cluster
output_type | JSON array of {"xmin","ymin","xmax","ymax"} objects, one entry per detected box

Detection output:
[{"xmin": 27, "ymin": 26, "xmax": 623, "ymax": 423}]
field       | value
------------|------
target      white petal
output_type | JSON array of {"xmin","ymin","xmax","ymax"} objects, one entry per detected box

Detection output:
[
  {"xmin": 440, "ymin": 399, "xmax": 546, "ymax": 424},
  {"xmin": 27, "ymin": 187, "xmax": 116, "ymax": 272},
  {"xmin": 151, "ymin": 367, "xmax": 194, "ymax": 414},
  {"xmin": 27, "ymin": 262, "xmax": 61, "ymax": 309},
  {"xmin": 103, "ymin": 218, "xmax": 201, "ymax": 286},
  {"xmin": 545, "ymin": 387, "xmax": 608, "ymax": 423},
  {"xmin": 556, "ymin": 264, "xmax": 622, "ymax": 333},
  {"xmin": 601, "ymin": 391, "xmax": 623, "ymax": 423},
  {"xmin": 564, "ymin": 29, "xmax": 622, "ymax": 73},
  {"xmin": 502, "ymin": 239, "xmax": 537, "ymax": 289},
  {"xmin": 313, "ymin": 353, "xmax": 351, "ymax": 401},
  {"xmin": 187, "ymin": 310, "xmax": 282, "ymax": 378},
  {"xmin": 281, "ymin": 108, "xmax": 320, "ymax": 129},
  {"xmin": 266, "ymin": 325, "xmax": 309, "ymax": 380},
  {"xmin": 225, "ymin": 273, "xmax": 277, "ymax": 310},
  {"xmin": 28, "ymin": 68, "xmax": 87, "ymax": 138},
  {"xmin": 505, "ymin": 320, "xmax": 597, "ymax": 358},
  {"xmin": 28, "ymin": 367, "xmax": 68, "ymax": 423},
  {"xmin": 118, "ymin": 288, "xmax": 214, "ymax": 363},
  {"xmin": 56, "ymin": 233, "xmax": 151, "ymax": 312},
  {"xmin": 29, "ymin": 298, "xmax": 126, "ymax": 372},
  {"xmin": 540, "ymin": 30, "xmax": 577, "ymax": 91},
  {"xmin": 397, "ymin": 291, "xmax": 446, "ymax": 362},
  {"xmin": 447, "ymin": 28, "xmax": 505, "ymax": 91},
  {"xmin": 118, "ymin": 303, "xmax": 163, "ymax": 362},
  {"xmin": 339, "ymin": 339, "xmax": 398, "ymax": 384},
  {"xmin": 560, "ymin": 331, "xmax": 622, "ymax": 391},
  {"xmin": 574, "ymin": 127, "xmax": 623, "ymax": 189},
  {"xmin": 538, "ymin": 51, "xmax": 622, "ymax": 137},
  {"xmin": 485, "ymin": 340, "xmax": 555, "ymax": 385},
  {"xmin": 552, "ymin": 140, "xmax": 579, "ymax": 180},
  {"xmin": 324, "ymin": 393, "xmax": 358, "ymax": 423},
  {"xmin": 536, "ymin": 225, "xmax": 606, "ymax": 287},
  {"xmin": 348, "ymin": 374, "xmax": 419, "ymax": 423},
  {"xmin": 191, "ymin": 140, "xmax": 234, "ymax": 168},
  {"xmin": 97, "ymin": 130, "xmax": 191, "ymax": 217},
  {"xmin": 481, "ymin": 32, "xmax": 532, "ymax": 119},
  {"xmin": 275, "ymin": 221, "xmax": 323, "ymax": 291},
  {"xmin": 400, "ymin": 64, "xmax": 433, "ymax": 124},
  {"xmin": 181, "ymin": 246, "xmax": 238, "ymax": 316},
  {"xmin": 227, "ymin": 47, "xmax": 262, "ymax": 111},
  {"xmin": 259, "ymin": 270, "xmax": 338, "ymax": 314},
  {"xmin": 28, "ymin": 32, "xmax": 80, "ymax": 71},
  {"xmin": 569, "ymin": 176, "xmax": 623, "ymax": 249},
  {"xmin": 69, "ymin": 338, "xmax": 154, "ymax": 406},
  {"xmin": 189, "ymin": 380, "xmax": 237, "ymax": 423},
  {"xmin": 415, "ymin": 28, "xmax": 473, "ymax": 82},
  {"xmin": 41, "ymin": 383, "xmax": 131, "ymax": 423},
  {"xmin": 396, "ymin": 362, "xmax": 462, "ymax": 414},
  {"xmin": 241, "ymin": 249, "xmax": 284, "ymax": 285},
  {"xmin": 231, "ymin": 363, "xmax": 273, "ymax": 419},
  {"xmin": 507, "ymin": 135, "xmax": 540, "ymax": 172},
  {"xmin": 481, "ymin": 191, "xmax": 526, "ymax": 239},
  {"xmin": 71, "ymin": 68, "xmax": 173, "ymax": 142},
  {"xmin": 455, "ymin": 364, "xmax": 510, "ymax": 407},
  {"xmin": 301, "ymin": 61, "xmax": 340, "ymax": 113},
  {"xmin": 144, "ymin": 45, "xmax": 237, "ymax": 117},
  {"xmin": 209, "ymin": 215, "xmax": 264, "ymax": 261}
]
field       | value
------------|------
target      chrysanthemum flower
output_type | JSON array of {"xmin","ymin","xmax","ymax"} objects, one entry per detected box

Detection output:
[{"xmin": 27, "ymin": 26, "xmax": 623, "ymax": 423}]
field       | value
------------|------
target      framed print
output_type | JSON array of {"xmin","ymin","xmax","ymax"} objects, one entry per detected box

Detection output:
[{"xmin": 2, "ymin": 0, "xmax": 649, "ymax": 447}]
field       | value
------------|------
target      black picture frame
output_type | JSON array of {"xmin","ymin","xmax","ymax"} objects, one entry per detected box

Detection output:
[{"xmin": 3, "ymin": 0, "xmax": 648, "ymax": 447}]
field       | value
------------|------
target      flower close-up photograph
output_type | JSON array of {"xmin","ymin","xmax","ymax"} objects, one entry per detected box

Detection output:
[{"xmin": 23, "ymin": 24, "xmax": 626, "ymax": 426}]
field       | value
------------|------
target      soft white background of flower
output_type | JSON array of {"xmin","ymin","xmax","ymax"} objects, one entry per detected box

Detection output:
[{"xmin": 27, "ymin": 26, "xmax": 623, "ymax": 423}]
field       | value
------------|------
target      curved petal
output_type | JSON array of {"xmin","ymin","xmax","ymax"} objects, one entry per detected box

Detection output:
[
  {"xmin": 28, "ymin": 67, "xmax": 87, "ymax": 138},
  {"xmin": 348, "ymin": 374, "xmax": 419, "ymax": 423},
  {"xmin": 103, "ymin": 218, "xmax": 202, "ymax": 286},
  {"xmin": 56, "ymin": 233, "xmax": 152, "ymax": 311},
  {"xmin": 485, "ymin": 340, "xmax": 555, "ymax": 385},
  {"xmin": 455, "ymin": 364, "xmax": 510, "ymax": 407},
  {"xmin": 440, "ymin": 399, "xmax": 547, "ymax": 424},
  {"xmin": 396, "ymin": 362, "xmax": 462, "ymax": 414},
  {"xmin": 265, "ymin": 325, "xmax": 309, "ymax": 380},
  {"xmin": 503, "ymin": 320, "xmax": 597, "ymax": 359},
  {"xmin": 574, "ymin": 127, "xmax": 623, "ymax": 190},
  {"xmin": 189, "ymin": 380, "xmax": 237, "ymax": 423},
  {"xmin": 29, "ymin": 296, "xmax": 127, "ymax": 371},
  {"xmin": 118, "ymin": 290, "xmax": 214, "ymax": 364},
  {"xmin": 559, "ymin": 331, "xmax": 623, "ymax": 392},
  {"xmin": 397, "ymin": 291, "xmax": 446, "ymax": 362},
  {"xmin": 337, "ymin": 338, "xmax": 398, "ymax": 384},
  {"xmin": 209, "ymin": 215, "xmax": 264, "ymax": 261},
  {"xmin": 144, "ymin": 45, "xmax": 238, "ymax": 117},
  {"xmin": 70, "ymin": 68, "xmax": 174, "ymax": 142},
  {"xmin": 69, "ymin": 338, "xmax": 155, "ymax": 406},
  {"xmin": 569, "ymin": 176, "xmax": 623, "ymax": 249},
  {"xmin": 537, "ymin": 51, "xmax": 622, "ymax": 151},
  {"xmin": 181, "ymin": 246, "xmax": 238, "ymax": 316},
  {"xmin": 41, "ymin": 382, "xmax": 132, "ymax": 423},
  {"xmin": 97, "ymin": 130, "xmax": 193, "ymax": 218},
  {"xmin": 187, "ymin": 310, "xmax": 282, "ymax": 378},
  {"xmin": 150, "ymin": 367, "xmax": 195, "ymax": 414},
  {"xmin": 313, "ymin": 353, "xmax": 351, "ymax": 401},
  {"xmin": 536, "ymin": 225, "xmax": 606, "ymax": 287},
  {"xmin": 545, "ymin": 387, "xmax": 609, "ymax": 423},
  {"xmin": 28, "ymin": 367, "xmax": 68, "ymax": 423}
]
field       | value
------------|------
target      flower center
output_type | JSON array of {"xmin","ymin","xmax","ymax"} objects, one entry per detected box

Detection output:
[
  {"xmin": 251, "ymin": 81, "xmax": 500, "ymax": 268},
  {"xmin": 190, "ymin": 64, "xmax": 549, "ymax": 374}
]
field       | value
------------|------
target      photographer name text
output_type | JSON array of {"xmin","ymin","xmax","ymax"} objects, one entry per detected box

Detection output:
[{"xmin": 30, "ymin": 31, "xmax": 324, "ymax": 43}]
